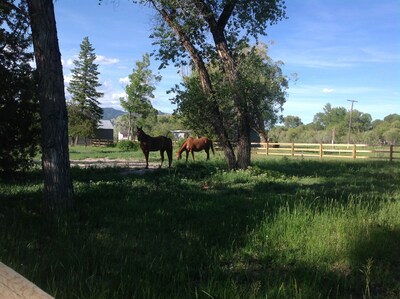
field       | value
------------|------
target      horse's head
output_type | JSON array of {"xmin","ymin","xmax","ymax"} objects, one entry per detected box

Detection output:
[
  {"xmin": 176, "ymin": 152, "xmax": 182, "ymax": 160},
  {"xmin": 136, "ymin": 126, "xmax": 145, "ymax": 141}
]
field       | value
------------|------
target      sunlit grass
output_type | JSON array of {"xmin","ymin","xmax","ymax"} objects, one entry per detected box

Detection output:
[{"xmin": 1, "ymin": 157, "xmax": 399, "ymax": 298}]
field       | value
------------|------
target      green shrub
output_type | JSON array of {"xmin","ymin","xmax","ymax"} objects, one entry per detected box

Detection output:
[{"xmin": 117, "ymin": 140, "xmax": 139, "ymax": 151}]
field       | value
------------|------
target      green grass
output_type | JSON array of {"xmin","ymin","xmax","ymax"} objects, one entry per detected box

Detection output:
[
  {"xmin": 68, "ymin": 145, "xmax": 142, "ymax": 160},
  {"xmin": 1, "ymin": 154, "xmax": 400, "ymax": 298}
]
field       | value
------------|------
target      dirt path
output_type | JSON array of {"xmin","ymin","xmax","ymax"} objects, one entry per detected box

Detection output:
[{"xmin": 70, "ymin": 158, "xmax": 160, "ymax": 174}]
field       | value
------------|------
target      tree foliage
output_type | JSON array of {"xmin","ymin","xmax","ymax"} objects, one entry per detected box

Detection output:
[
  {"xmin": 270, "ymin": 104, "xmax": 400, "ymax": 145},
  {"xmin": 172, "ymin": 43, "xmax": 287, "ymax": 141},
  {"xmin": 67, "ymin": 36, "xmax": 103, "ymax": 142},
  {"xmin": 0, "ymin": 0, "xmax": 40, "ymax": 176},
  {"xmin": 120, "ymin": 53, "xmax": 160, "ymax": 140}
]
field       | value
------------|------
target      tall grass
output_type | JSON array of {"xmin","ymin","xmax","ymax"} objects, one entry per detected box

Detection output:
[{"xmin": 1, "ymin": 156, "xmax": 399, "ymax": 298}]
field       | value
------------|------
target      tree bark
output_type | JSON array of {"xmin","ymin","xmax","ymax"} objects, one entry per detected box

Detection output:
[
  {"xmin": 157, "ymin": 6, "xmax": 237, "ymax": 169},
  {"xmin": 27, "ymin": 0, "xmax": 74, "ymax": 211},
  {"xmin": 204, "ymin": 7, "xmax": 251, "ymax": 169}
]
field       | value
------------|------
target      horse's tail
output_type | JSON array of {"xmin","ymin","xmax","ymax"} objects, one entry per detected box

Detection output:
[
  {"xmin": 166, "ymin": 137, "xmax": 173, "ymax": 167},
  {"xmin": 210, "ymin": 139, "xmax": 215, "ymax": 155}
]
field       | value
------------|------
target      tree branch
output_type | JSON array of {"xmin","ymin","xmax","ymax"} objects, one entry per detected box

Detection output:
[{"xmin": 217, "ymin": 0, "xmax": 237, "ymax": 29}]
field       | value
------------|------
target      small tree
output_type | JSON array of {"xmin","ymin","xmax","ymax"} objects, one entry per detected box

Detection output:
[
  {"xmin": 67, "ymin": 36, "xmax": 103, "ymax": 143},
  {"xmin": 120, "ymin": 53, "xmax": 160, "ymax": 140}
]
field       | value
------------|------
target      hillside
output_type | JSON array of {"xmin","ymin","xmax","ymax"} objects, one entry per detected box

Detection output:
[{"xmin": 102, "ymin": 108, "xmax": 126, "ymax": 120}]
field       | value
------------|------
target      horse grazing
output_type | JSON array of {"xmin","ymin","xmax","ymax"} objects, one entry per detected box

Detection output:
[
  {"xmin": 136, "ymin": 127, "xmax": 173, "ymax": 169},
  {"xmin": 176, "ymin": 137, "xmax": 215, "ymax": 162}
]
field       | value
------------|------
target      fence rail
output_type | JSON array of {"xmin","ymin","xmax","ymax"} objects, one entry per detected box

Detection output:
[
  {"xmin": 91, "ymin": 138, "xmax": 114, "ymax": 147},
  {"xmin": 253, "ymin": 142, "xmax": 399, "ymax": 161}
]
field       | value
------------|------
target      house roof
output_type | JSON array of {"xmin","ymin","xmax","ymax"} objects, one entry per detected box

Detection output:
[{"xmin": 98, "ymin": 119, "xmax": 114, "ymax": 130}]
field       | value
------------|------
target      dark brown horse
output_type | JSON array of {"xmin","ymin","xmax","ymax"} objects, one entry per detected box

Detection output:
[
  {"xmin": 136, "ymin": 127, "xmax": 173, "ymax": 169},
  {"xmin": 176, "ymin": 137, "xmax": 214, "ymax": 162}
]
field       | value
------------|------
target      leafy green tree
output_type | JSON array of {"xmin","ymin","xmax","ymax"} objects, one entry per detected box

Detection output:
[
  {"xmin": 134, "ymin": 0, "xmax": 287, "ymax": 170},
  {"xmin": 0, "ymin": 0, "xmax": 40, "ymax": 176},
  {"xmin": 384, "ymin": 114, "xmax": 400, "ymax": 123},
  {"xmin": 173, "ymin": 43, "xmax": 287, "ymax": 146},
  {"xmin": 313, "ymin": 103, "xmax": 347, "ymax": 129},
  {"xmin": 28, "ymin": 0, "xmax": 74, "ymax": 211},
  {"xmin": 384, "ymin": 128, "xmax": 400, "ymax": 145},
  {"xmin": 283, "ymin": 115, "xmax": 303, "ymax": 129},
  {"xmin": 348, "ymin": 110, "xmax": 372, "ymax": 133},
  {"xmin": 120, "ymin": 53, "xmax": 160, "ymax": 140},
  {"xmin": 67, "ymin": 103, "xmax": 94, "ymax": 145},
  {"xmin": 67, "ymin": 36, "xmax": 103, "ymax": 142},
  {"xmin": 151, "ymin": 114, "xmax": 184, "ymax": 137}
]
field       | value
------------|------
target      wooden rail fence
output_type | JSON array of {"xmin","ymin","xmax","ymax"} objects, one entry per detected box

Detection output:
[
  {"xmin": 91, "ymin": 138, "xmax": 114, "ymax": 147},
  {"xmin": 254, "ymin": 143, "xmax": 399, "ymax": 161}
]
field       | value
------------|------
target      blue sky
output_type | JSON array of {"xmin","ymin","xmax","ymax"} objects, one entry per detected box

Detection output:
[{"xmin": 54, "ymin": 0, "xmax": 400, "ymax": 124}]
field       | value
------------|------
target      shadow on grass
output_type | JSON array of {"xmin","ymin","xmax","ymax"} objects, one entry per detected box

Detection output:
[{"xmin": 0, "ymin": 159, "xmax": 399, "ymax": 298}]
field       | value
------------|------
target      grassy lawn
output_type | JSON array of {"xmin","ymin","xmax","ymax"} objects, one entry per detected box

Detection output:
[{"xmin": 1, "ymin": 150, "xmax": 400, "ymax": 298}]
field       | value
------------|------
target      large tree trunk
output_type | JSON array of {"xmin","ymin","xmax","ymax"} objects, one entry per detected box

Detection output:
[
  {"xmin": 28, "ymin": 0, "xmax": 74, "ymax": 211},
  {"xmin": 158, "ymin": 6, "xmax": 237, "ymax": 169},
  {"xmin": 195, "ymin": 0, "xmax": 251, "ymax": 169},
  {"xmin": 211, "ymin": 30, "xmax": 252, "ymax": 169}
]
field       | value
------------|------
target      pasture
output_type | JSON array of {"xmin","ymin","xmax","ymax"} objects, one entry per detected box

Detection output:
[{"xmin": 1, "ymin": 147, "xmax": 400, "ymax": 298}]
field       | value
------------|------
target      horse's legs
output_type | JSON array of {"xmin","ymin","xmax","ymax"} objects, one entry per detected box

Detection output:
[
  {"xmin": 159, "ymin": 150, "xmax": 165, "ymax": 168},
  {"xmin": 167, "ymin": 148, "xmax": 172, "ymax": 168},
  {"xmin": 205, "ymin": 149, "xmax": 210, "ymax": 160},
  {"xmin": 191, "ymin": 150, "xmax": 195, "ymax": 161},
  {"xmin": 185, "ymin": 150, "xmax": 189, "ymax": 162},
  {"xmin": 144, "ymin": 151, "xmax": 149, "ymax": 169}
]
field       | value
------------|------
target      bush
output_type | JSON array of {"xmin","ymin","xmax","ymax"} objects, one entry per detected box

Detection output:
[{"xmin": 117, "ymin": 140, "xmax": 139, "ymax": 151}]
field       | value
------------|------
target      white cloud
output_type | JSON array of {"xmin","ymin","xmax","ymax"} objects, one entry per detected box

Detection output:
[
  {"xmin": 322, "ymin": 88, "xmax": 335, "ymax": 93},
  {"xmin": 96, "ymin": 55, "xmax": 119, "ymax": 65},
  {"xmin": 66, "ymin": 58, "xmax": 74, "ymax": 67},
  {"xmin": 64, "ymin": 75, "xmax": 72, "ymax": 84},
  {"xmin": 112, "ymin": 92, "xmax": 126, "ymax": 100},
  {"xmin": 119, "ymin": 76, "xmax": 129, "ymax": 84}
]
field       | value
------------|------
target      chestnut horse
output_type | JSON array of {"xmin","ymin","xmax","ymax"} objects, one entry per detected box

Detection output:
[
  {"xmin": 136, "ymin": 127, "xmax": 173, "ymax": 168},
  {"xmin": 176, "ymin": 137, "xmax": 215, "ymax": 162}
]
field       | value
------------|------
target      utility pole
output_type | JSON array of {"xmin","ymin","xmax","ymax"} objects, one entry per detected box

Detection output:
[{"xmin": 347, "ymin": 99, "xmax": 358, "ymax": 144}]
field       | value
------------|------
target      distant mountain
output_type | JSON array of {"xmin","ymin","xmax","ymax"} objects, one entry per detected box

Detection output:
[
  {"xmin": 102, "ymin": 108, "xmax": 126, "ymax": 120},
  {"xmin": 102, "ymin": 107, "xmax": 169, "ymax": 120}
]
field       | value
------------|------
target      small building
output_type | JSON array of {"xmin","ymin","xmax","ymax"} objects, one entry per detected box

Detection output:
[
  {"xmin": 69, "ymin": 120, "xmax": 114, "ymax": 146},
  {"xmin": 91, "ymin": 120, "xmax": 114, "ymax": 146},
  {"xmin": 118, "ymin": 131, "xmax": 129, "ymax": 141},
  {"xmin": 170, "ymin": 130, "xmax": 192, "ymax": 140},
  {"xmin": 95, "ymin": 120, "xmax": 114, "ymax": 140}
]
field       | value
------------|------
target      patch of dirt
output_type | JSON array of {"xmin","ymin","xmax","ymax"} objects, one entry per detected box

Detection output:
[{"xmin": 70, "ymin": 158, "xmax": 160, "ymax": 174}]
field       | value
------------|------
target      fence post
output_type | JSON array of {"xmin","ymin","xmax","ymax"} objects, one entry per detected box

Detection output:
[
  {"xmin": 291, "ymin": 143, "xmax": 295, "ymax": 157},
  {"xmin": 390, "ymin": 145, "xmax": 393, "ymax": 162},
  {"xmin": 352, "ymin": 144, "xmax": 356, "ymax": 159},
  {"xmin": 266, "ymin": 142, "xmax": 269, "ymax": 156},
  {"xmin": 319, "ymin": 144, "xmax": 323, "ymax": 159}
]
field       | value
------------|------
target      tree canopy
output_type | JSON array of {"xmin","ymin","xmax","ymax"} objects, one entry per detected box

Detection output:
[{"xmin": 172, "ymin": 43, "xmax": 288, "ymax": 142}]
